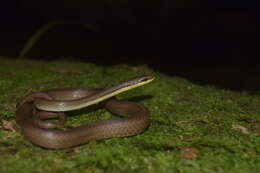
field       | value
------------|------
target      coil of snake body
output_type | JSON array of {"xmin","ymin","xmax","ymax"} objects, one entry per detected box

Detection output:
[{"xmin": 16, "ymin": 75, "xmax": 154, "ymax": 149}]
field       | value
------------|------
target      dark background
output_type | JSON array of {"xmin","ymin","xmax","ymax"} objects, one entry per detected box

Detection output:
[{"xmin": 0, "ymin": 1, "xmax": 260, "ymax": 92}]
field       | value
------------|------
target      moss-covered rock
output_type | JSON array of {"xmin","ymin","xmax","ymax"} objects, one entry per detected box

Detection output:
[{"xmin": 0, "ymin": 57, "xmax": 260, "ymax": 173}]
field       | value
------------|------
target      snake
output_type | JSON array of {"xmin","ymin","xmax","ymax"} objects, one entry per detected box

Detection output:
[{"xmin": 16, "ymin": 75, "xmax": 154, "ymax": 149}]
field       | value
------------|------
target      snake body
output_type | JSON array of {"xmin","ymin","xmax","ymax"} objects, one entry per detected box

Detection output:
[{"xmin": 16, "ymin": 76, "xmax": 154, "ymax": 149}]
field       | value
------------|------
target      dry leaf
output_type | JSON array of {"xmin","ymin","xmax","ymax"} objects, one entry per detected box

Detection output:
[
  {"xmin": 66, "ymin": 151, "xmax": 77, "ymax": 157},
  {"xmin": 183, "ymin": 136, "xmax": 200, "ymax": 142},
  {"xmin": 181, "ymin": 147, "xmax": 198, "ymax": 160},
  {"xmin": 1, "ymin": 119, "xmax": 16, "ymax": 132},
  {"xmin": 253, "ymin": 123, "xmax": 260, "ymax": 134},
  {"xmin": 238, "ymin": 117, "xmax": 257, "ymax": 124},
  {"xmin": 232, "ymin": 124, "xmax": 250, "ymax": 135},
  {"xmin": 238, "ymin": 117, "xmax": 260, "ymax": 134}
]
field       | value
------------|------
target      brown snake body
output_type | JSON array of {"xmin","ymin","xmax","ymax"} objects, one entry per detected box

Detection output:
[{"xmin": 16, "ymin": 76, "xmax": 153, "ymax": 149}]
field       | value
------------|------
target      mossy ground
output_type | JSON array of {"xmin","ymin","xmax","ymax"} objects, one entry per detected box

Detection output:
[{"xmin": 0, "ymin": 57, "xmax": 260, "ymax": 173}]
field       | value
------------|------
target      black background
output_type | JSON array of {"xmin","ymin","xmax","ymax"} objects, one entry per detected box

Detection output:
[{"xmin": 0, "ymin": 1, "xmax": 260, "ymax": 92}]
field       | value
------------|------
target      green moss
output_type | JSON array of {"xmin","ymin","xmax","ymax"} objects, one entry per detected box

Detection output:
[{"xmin": 0, "ymin": 57, "xmax": 260, "ymax": 173}]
